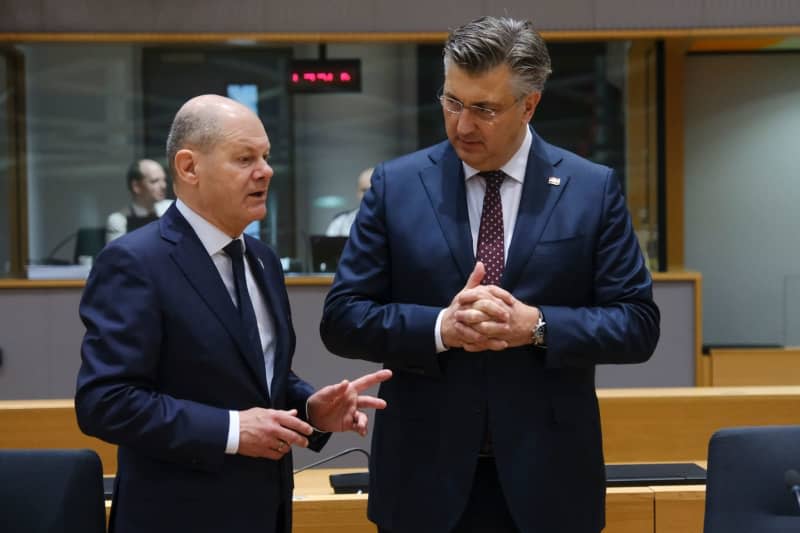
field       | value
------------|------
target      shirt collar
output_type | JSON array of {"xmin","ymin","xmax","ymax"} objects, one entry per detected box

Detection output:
[
  {"xmin": 175, "ymin": 199, "xmax": 245, "ymax": 257},
  {"xmin": 462, "ymin": 126, "xmax": 533, "ymax": 184}
]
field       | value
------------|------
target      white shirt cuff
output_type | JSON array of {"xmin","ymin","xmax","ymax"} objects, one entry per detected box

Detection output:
[
  {"xmin": 305, "ymin": 399, "xmax": 327, "ymax": 433},
  {"xmin": 435, "ymin": 308, "xmax": 448, "ymax": 353},
  {"xmin": 225, "ymin": 410, "xmax": 240, "ymax": 454}
]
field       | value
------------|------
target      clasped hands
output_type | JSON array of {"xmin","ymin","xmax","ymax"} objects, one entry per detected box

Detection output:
[
  {"xmin": 238, "ymin": 369, "xmax": 392, "ymax": 460},
  {"xmin": 441, "ymin": 261, "xmax": 540, "ymax": 352}
]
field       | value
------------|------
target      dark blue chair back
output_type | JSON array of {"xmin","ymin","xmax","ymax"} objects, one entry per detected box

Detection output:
[
  {"xmin": 0, "ymin": 448, "xmax": 106, "ymax": 533},
  {"xmin": 704, "ymin": 425, "xmax": 800, "ymax": 533}
]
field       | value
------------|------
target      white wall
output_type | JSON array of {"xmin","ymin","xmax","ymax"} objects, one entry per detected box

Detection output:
[{"xmin": 684, "ymin": 53, "xmax": 800, "ymax": 345}]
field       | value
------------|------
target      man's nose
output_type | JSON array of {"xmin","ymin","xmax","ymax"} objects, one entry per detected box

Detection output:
[
  {"xmin": 257, "ymin": 159, "xmax": 274, "ymax": 179},
  {"xmin": 456, "ymin": 111, "xmax": 476, "ymax": 135}
]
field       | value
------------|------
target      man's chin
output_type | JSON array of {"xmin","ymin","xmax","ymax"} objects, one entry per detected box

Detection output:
[
  {"xmin": 455, "ymin": 152, "xmax": 485, "ymax": 170},
  {"xmin": 246, "ymin": 205, "xmax": 267, "ymax": 222},
  {"xmin": 453, "ymin": 144, "xmax": 486, "ymax": 166}
]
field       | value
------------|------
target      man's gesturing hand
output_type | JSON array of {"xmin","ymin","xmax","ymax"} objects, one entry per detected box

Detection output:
[{"xmin": 307, "ymin": 369, "xmax": 393, "ymax": 436}]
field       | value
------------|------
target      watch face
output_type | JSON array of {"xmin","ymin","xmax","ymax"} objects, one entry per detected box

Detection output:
[{"xmin": 534, "ymin": 321, "xmax": 545, "ymax": 344}]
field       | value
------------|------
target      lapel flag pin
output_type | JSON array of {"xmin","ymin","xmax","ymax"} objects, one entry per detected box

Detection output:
[{"xmin": 547, "ymin": 176, "xmax": 561, "ymax": 186}]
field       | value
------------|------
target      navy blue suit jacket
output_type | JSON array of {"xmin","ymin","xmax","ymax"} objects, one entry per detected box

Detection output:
[
  {"xmin": 320, "ymin": 131, "xmax": 660, "ymax": 533},
  {"xmin": 76, "ymin": 205, "xmax": 327, "ymax": 533}
]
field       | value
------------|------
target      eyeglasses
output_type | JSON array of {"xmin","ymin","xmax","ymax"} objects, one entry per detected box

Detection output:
[{"xmin": 438, "ymin": 93, "xmax": 522, "ymax": 123}]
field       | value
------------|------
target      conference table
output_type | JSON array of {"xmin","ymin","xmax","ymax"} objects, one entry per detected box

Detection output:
[
  {"xmin": 289, "ymin": 468, "xmax": 706, "ymax": 533},
  {"xmin": 98, "ymin": 467, "xmax": 705, "ymax": 532},
  {"xmin": 9, "ymin": 387, "xmax": 797, "ymax": 532}
]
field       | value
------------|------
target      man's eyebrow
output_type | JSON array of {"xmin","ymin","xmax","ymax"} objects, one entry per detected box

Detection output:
[
  {"xmin": 443, "ymin": 91, "xmax": 500, "ymax": 108},
  {"xmin": 234, "ymin": 140, "xmax": 268, "ymax": 152}
]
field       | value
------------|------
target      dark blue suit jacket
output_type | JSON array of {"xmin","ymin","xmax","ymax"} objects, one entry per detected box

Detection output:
[
  {"xmin": 321, "ymin": 131, "xmax": 660, "ymax": 533},
  {"xmin": 76, "ymin": 205, "xmax": 326, "ymax": 533}
]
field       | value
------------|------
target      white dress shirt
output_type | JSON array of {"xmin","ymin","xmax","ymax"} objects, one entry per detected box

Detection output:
[
  {"xmin": 325, "ymin": 208, "xmax": 358, "ymax": 237},
  {"xmin": 434, "ymin": 127, "xmax": 533, "ymax": 352},
  {"xmin": 175, "ymin": 199, "xmax": 277, "ymax": 454}
]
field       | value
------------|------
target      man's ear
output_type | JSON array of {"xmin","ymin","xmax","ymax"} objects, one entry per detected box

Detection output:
[
  {"xmin": 173, "ymin": 149, "xmax": 198, "ymax": 187},
  {"xmin": 522, "ymin": 91, "xmax": 542, "ymax": 123}
]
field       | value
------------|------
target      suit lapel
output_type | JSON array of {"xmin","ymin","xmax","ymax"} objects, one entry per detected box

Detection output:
[
  {"xmin": 502, "ymin": 131, "xmax": 571, "ymax": 290},
  {"xmin": 162, "ymin": 207, "xmax": 270, "ymax": 399},
  {"xmin": 420, "ymin": 144, "xmax": 475, "ymax": 281},
  {"xmin": 245, "ymin": 241, "xmax": 288, "ymax": 404}
]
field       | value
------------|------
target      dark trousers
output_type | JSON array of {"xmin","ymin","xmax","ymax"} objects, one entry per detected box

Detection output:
[
  {"xmin": 275, "ymin": 501, "xmax": 288, "ymax": 533},
  {"xmin": 379, "ymin": 457, "xmax": 519, "ymax": 533}
]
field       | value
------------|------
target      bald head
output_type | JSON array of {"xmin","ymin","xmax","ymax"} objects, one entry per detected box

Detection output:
[
  {"xmin": 166, "ymin": 94, "xmax": 273, "ymax": 237},
  {"xmin": 166, "ymin": 95, "xmax": 256, "ymax": 189}
]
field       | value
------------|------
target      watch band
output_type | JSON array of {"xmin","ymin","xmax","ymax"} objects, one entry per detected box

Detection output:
[{"xmin": 532, "ymin": 309, "xmax": 546, "ymax": 346}]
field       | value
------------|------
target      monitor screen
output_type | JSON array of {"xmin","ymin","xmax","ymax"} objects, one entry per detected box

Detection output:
[{"xmin": 308, "ymin": 235, "xmax": 347, "ymax": 273}]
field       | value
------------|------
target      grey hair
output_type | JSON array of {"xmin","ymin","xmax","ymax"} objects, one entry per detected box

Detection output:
[
  {"xmin": 443, "ymin": 16, "xmax": 552, "ymax": 96},
  {"xmin": 165, "ymin": 107, "xmax": 220, "ymax": 178}
]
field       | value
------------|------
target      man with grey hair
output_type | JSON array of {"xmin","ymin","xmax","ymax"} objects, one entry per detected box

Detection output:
[
  {"xmin": 322, "ymin": 16, "xmax": 659, "ymax": 533},
  {"xmin": 77, "ymin": 94, "xmax": 391, "ymax": 533}
]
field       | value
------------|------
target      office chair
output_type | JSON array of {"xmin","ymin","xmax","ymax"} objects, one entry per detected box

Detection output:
[
  {"xmin": 704, "ymin": 426, "xmax": 800, "ymax": 533},
  {"xmin": 0, "ymin": 448, "xmax": 106, "ymax": 533}
]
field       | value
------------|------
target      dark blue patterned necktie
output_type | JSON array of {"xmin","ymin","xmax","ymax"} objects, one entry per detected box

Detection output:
[{"xmin": 475, "ymin": 171, "xmax": 506, "ymax": 455}]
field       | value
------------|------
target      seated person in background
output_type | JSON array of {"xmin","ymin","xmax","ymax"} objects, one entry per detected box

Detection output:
[
  {"xmin": 325, "ymin": 167, "xmax": 373, "ymax": 236},
  {"xmin": 106, "ymin": 158, "xmax": 172, "ymax": 242}
]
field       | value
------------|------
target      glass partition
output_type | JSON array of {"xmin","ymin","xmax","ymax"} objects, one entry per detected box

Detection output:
[
  {"xmin": 0, "ymin": 47, "xmax": 24, "ymax": 277},
  {"xmin": 0, "ymin": 38, "xmax": 662, "ymax": 276},
  {"xmin": 0, "ymin": 51, "xmax": 11, "ymax": 275}
]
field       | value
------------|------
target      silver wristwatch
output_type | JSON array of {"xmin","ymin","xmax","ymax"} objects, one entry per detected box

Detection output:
[{"xmin": 532, "ymin": 310, "xmax": 546, "ymax": 346}]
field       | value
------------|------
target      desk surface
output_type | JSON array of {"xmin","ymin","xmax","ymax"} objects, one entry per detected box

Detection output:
[
  {"xmin": 94, "ymin": 466, "xmax": 701, "ymax": 533},
  {"xmin": 290, "ymin": 468, "xmax": 704, "ymax": 533},
  {"xmin": 294, "ymin": 468, "xmax": 368, "ymax": 499}
]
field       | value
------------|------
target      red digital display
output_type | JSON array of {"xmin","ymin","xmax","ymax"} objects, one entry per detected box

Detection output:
[{"xmin": 288, "ymin": 59, "xmax": 361, "ymax": 93}]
